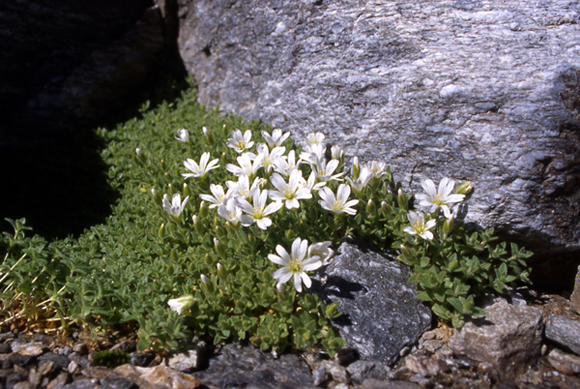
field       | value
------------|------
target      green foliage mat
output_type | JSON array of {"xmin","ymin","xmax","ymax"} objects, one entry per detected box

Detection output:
[{"xmin": 0, "ymin": 87, "xmax": 532, "ymax": 356}]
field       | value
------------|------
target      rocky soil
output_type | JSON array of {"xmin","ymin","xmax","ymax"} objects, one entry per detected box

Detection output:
[{"xmin": 1, "ymin": 290, "xmax": 580, "ymax": 389}]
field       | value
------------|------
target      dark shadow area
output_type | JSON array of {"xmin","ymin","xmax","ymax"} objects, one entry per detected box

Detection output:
[{"xmin": 0, "ymin": 1, "xmax": 189, "ymax": 240}]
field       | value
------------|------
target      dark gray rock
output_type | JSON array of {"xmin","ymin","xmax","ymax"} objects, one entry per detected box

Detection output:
[
  {"xmin": 312, "ymin": 242, "xmax": 432, "ymax": 365},
  {"xmin": 570, "ymin": 265, "xmax": 580, "ymax": 314},
  {"xmin": 449, "ymin": 300, "xmax": 543, "ymax": 380},
  {"xmin": 346, "ymin": 360, "xmax": 393, "ymax": 385},
  {"xmin": 62, "ymin": 379, "xmax": 99, "ymax": 389},
  {"xmin": 177, "ymin": 0, "xmax": 580, "ymax": 256},
  {"xmin": 57, "ymin": 6, "xmax": 165, "ymax": 128},
  {"xmin": 38, "ymin": 352, "xmax": 71, "ymax": 370},
  {"xmin": 192, "ymin": 343, "xmax": 318, "ymax": 389},
  {"xmin": 100, "ymin": 377, "xmax": 137, "ymax": 389},
  {"xmin": 0, "ymin": 0, "xmax": 162, "ymax": 135},
  {"xmin": 128, "ymin": 352, "xmax": 155, "ymax": 367},
  {"xmin": 545, "ymin": 314, "xmax": 580, "ymax": 355},
  {"xmin": 360, "ymin": 380, "xmax": 423, "ymax": 389}
]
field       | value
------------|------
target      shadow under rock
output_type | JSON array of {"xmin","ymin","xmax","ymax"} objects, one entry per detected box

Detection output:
[
  {"xmin": 0, "ymin": 127, "xmax": 119, "ymax": 240},
  {"xmin": 0, "ymin": 40, "xmax": 189, "ymax": 240}
]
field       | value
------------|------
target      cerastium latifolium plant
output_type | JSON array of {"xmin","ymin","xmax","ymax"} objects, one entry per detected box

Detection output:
[{"xmin": 0, "ymin": 87, "xmax": 532, "ymax": 356}]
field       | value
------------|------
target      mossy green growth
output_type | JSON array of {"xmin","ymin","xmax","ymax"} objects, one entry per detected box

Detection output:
[
  {"xmin": 92, "ymin": 349, "xmax": 130, "ymax": 369},
  {"xmin": 0, "ymin": 86, "xmax": 532, "ymax": 357}
]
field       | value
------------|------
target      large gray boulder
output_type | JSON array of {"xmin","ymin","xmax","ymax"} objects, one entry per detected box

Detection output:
[{"xmin": 176, "ymin": 0, "xmax": 580, "ymax": 257}]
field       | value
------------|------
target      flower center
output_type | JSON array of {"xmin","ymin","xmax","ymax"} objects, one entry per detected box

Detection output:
[
  {"xmin": 283, "ymin": 187, "xmax": 296, "ymax": 199},
  {"xmin": 433, "ymin": 194, "xmax": 444, "ymax": 206},
  {"xmin": 332, "ymin": 200, "xmax": 344, "ymax": 211},
  {"xmin": 288, "ymin": 260, "xmax": 302, "ymax": 274},
  {"xmin": 253, "ymin": 207, "xmax": 264, "ymax": 219}
]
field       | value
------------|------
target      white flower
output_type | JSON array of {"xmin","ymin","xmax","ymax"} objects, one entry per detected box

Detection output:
[
  {"xmin": 199, "ymin": 184, "xmax": 232, "ymax": 208},
  {"xmin": 367, "ymin": 161, "xmax": 388, "ymax": 179},
  {"xmin": 162, "ymin": 193, "xmax": 189, "ymax": 218},
  {"xmin": 346, "ymin": 167, "xmax": 372, "ymax": 193},
  {"xmin": 262, "ymin": 128, "xmax": 290, "ymax": 147},
  {"xmin": 227, "ymin": 129, "xmax": 254, "ymax": 153},
  {"xmin": 226, "ymin": 175, "xmax": 263, "ymax": 200},
  {"xmin": 403, "ymin": 211, "xmax": 437, "ymax": 240},
  {"xmin": 299, "ymin": 143, "xmax": 325, "ymax": 165},
  {"xmin": 238, "ymin": 189, "xmax": 283, "ymax": 230},
  {"xmin": 306, "ymin": 171, "xmax": 327, "ymax": 191},
  {"xmin": 313, "ymin": 157, "xmax": 344, "ymax": 183},
  {"xmin": 318, "ymin": 184, "xmax": 359, "ymax": 215},
  {"xmin": 175, "ymin": 128, "xmax": 190, "ymax": 143},
  {"xmin": 182, "ymin": 152, "xmax": 220, "ymax": 178},
  {"xmin": 273, "ymin": 150, "xmax": 299, "ymax": 176},
  {"xmin": 268, "ymin": 238, "xmax": 322, "ymax": 293},
  {"xmin": 256, "ymin": 143, "xmax": 286, "ymax": 173},
  {"xmin": 331, "ymin": 145, "xmax": 343, "ymax": 160},
  {"xmin": 269, "ymin": 170, "xmax": 312, "ymax": 209},
  {"xmin": 168, "ymin": 295, "xmax": 195, "ymax": 314},
  {"xmin": 306, "ymin": 132, "xmax": 325, "ymax": 145},
  {"xmin": 415, "ymin": 178, "xmax": 465, "ymax": 218},
  {"xmin": 217, "ymin": 197, "xmax": 243, "ymax": 225},
  {"xmin": 308, "ymin": 241, "xmax": 334, "ymax": 265},
  {"xmin": 226, "ymin": 153, "xmax": 264, "ymax": 177}
]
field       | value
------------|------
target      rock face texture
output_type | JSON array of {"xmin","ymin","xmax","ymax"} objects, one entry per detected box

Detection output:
[
  {"xmin": 312, "ymin": 242, "xmax": 432, "ymax": 365},
  {"xmin": 177, "ymin": 0, "xmax": 580, "ymax": 256}
]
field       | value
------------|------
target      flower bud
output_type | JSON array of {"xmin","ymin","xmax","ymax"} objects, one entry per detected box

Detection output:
[
  {"xmin": 380, "ymin": 201, "xmax": 392, "ymax": 216},
  {"xmin": 183, "ymin": 183, "xmax": 190, "ymax": 197},
  {"xmin": 444, "ymin": 215, "xmax": 455, "ymax": 234},
  {"xmin": 151, "ymin": 188, "xmax": 162, "ymax": 205},
  {"xmin": 397, "ymin": 188, "xmax": 408, "ymax": 209},
  {"xmin": 217, "ymin": 263, "xmax": 226, "ymax": 278},
  {"xmin": 202, "ymin": 126, "xmax": 208, "ymax": 138},
  {"xmin": 199, "ymin": 201, "xmax": 209, "ymax": 218},
  {"xmin": 193, "ymin": 215, "xmax": 205, "ymax": 235},
  {"xmin": 157, "ymin": 223, "xmax": 165, "ymax": 238},
  {"xmin": 456, "ymin": 181, "xmax": 473, "ymax": 195},
  {"xmin": 214, "ymin": 238, "xmax": 227, "ymax": 258},
  {"xmin": 200, "ymin": 274, "xmax": 215, "ymax": 293},
  {"xmin": 366, "ymin": 199, "xmax": 376, "ymax": 215},
  {"xmin": 352, "ymin": 156, "xmax": 360, "ymax": 179},
  {"xmin": 135, "ymin": 148, "xmax": 146, "ymax": 165}
]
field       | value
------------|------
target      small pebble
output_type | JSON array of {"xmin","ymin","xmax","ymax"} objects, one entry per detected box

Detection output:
[
  {"xmin": 59, "ymin": 346, "xmax": 73, "ymax": 356},
  {"xmin": 312, "ymin": 367, "xmax": 329, "ymax": 386},
  {"xmin": 73, "ymin": 343, "xmax": 89, "ymax": 355},
  {"xmin": 68, "ymin": 360, "xmax": 79, "ymax": 374}
]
